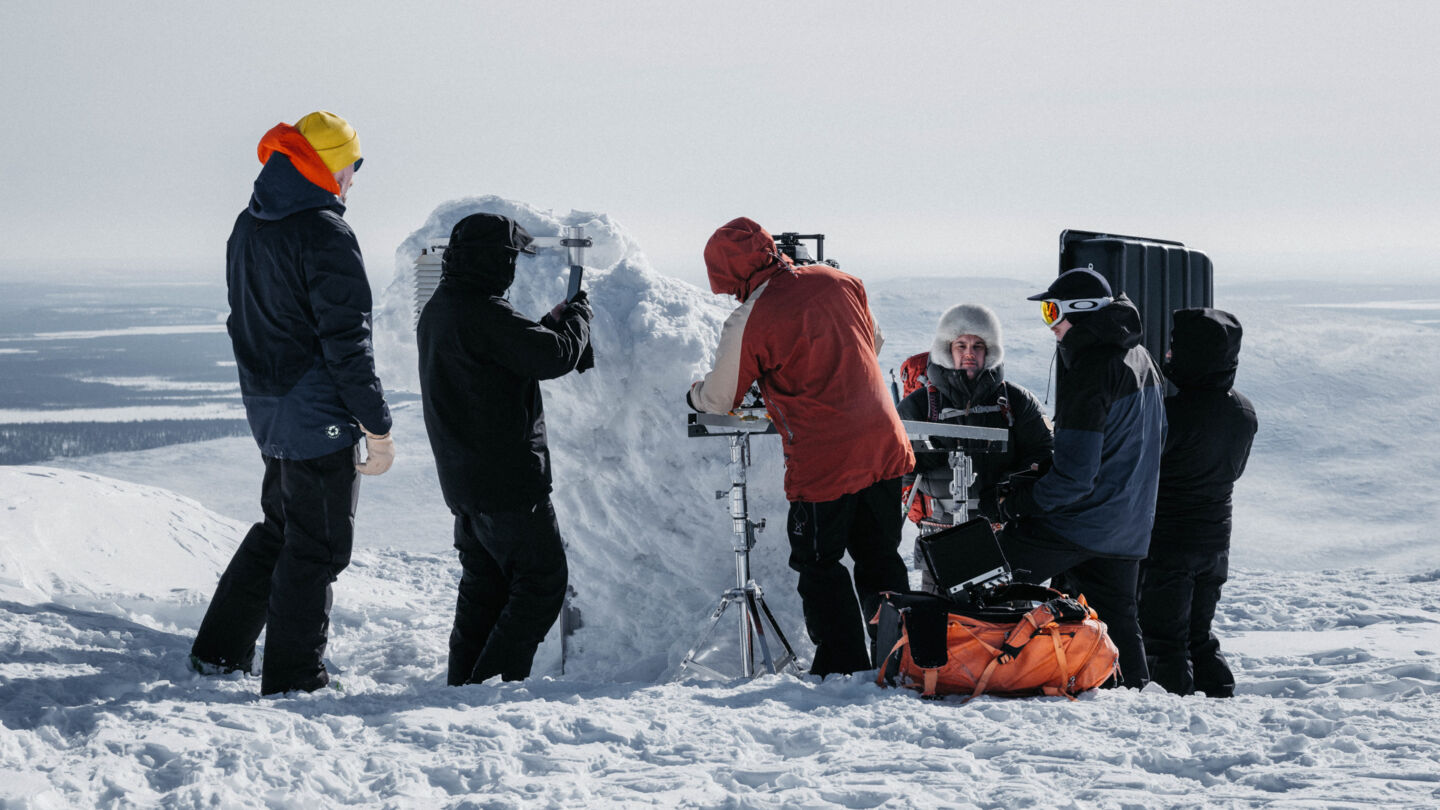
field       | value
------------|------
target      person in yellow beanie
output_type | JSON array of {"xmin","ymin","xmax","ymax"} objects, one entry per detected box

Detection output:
[{"xmin": 189, "ymin": 110, "xmax": 394, "ymax": 696}]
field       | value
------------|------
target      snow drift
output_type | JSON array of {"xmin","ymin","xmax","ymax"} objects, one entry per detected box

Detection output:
[{"xmin": 374, "ymin": 197, "xmax": 800, "ymax": 680}]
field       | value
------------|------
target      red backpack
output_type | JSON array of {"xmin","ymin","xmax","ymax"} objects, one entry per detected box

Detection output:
[{"xmin": 898, "ymin": 351, "xmax": 938, "ymax": 523}]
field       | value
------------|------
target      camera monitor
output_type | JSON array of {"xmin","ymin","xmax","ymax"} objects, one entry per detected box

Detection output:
[{"xmin": 916, "ymin": 517, "xmax": 1010, "ymax": 600}]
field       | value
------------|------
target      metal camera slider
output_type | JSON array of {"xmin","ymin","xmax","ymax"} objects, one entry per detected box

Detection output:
[
  {"xmin": 899, "ymin": 420, "xmax": 1009, "ymax": 530},
  {"xmin": 678, "ymin": 411, "xmax": 800, "ymax": 681}
]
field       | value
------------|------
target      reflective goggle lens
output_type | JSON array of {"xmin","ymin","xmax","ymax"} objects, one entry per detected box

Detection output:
[{"xmin": 1041, "ymin": 300, "xmax": 1061, "ymax": 326}]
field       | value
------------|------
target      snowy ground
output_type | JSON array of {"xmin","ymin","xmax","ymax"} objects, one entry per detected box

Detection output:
[{"xmin": 4, "ymin": 198, "xmax": 1440, "ymax": 807}]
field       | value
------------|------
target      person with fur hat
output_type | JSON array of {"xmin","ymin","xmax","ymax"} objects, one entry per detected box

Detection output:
[
  {"xmin": 896, "ymin": 302, "xmax": 1053, "ymax": 591},
  {"xmin": 1140, "ymin": 308, "xmax": 1257, "ymax": 697},
  {"xmin": 190, "ymin": 111, "xmax": 392, "ymax": 696},
  {"xmin": 687, "ymin": 217, "xmax": 913, "ymax": 677},
  {"xmin": 995, "ymin": 267, "xmax": 1167, "ymax": 689},
  {"xmin": 417, "ymin": 212, "xmax": 593, "ymax": 686}
]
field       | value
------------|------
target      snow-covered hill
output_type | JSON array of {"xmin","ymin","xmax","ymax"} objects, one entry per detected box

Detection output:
[{"xmin": 8, "ymin": 198, "xmax": 1440, "ymax": 807}]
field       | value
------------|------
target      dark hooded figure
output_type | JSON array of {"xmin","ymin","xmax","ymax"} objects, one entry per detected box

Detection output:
[
  {"xmin": 1139, "ymin": 308, "xmax": 1257, "ymax": 697},
  {"xmin": 190, "ymin": 111, "xmax": 392, "ymax": 697},
  {"xmin": 897, "ymin": 302, "xmax": 1053, "ymax": 592},
  {"xmin": 417, "ymin": 212, "xmax": 593, "ymax": 686},
  {"xmin": 996, "ymin": 268, "xmax": 1168, "ymax": 689}
]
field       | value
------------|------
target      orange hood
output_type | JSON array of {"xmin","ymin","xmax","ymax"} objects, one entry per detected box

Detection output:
[{"xmin": 256, "ymin": 123, "xmax": 340, "ymax": 195}]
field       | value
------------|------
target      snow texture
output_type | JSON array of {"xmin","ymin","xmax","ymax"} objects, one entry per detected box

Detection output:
[{"xmin": 7, "ymin": 198, "xmax": 1439, "ymax": 808}]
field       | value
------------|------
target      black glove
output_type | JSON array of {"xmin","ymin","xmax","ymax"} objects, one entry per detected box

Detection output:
[
  {"xmin": 996, "ymin": 475, "xmax": 1039, "ymax": 523},
  {"xmin": 564, "ymin": 290, "xmax": 593, "ymax": 322}
]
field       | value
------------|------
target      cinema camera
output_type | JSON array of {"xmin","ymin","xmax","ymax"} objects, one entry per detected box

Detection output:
[{"xmin": 773, "ymin": 232, "xmax": 839, "ymax": 268}]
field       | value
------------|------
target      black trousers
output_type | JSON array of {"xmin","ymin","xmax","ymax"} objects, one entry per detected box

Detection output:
[
  {"xmin": 786, "ymin": 476, "xmax": 909, "ymax": 677},
  {"xmin": 191, "ymin": 445, "xmax": 359, "ymax": 694},
  {"xmin": 1139, "ymin": 547, "xmax": 1235, "ymax": 697},
  {"xmin": 998, "ymin": 525, "xmax": 1150, "ymax": 689},
  {"xmin": 448, "ymin": 499, "xmax": 568, "ymax": 685}
]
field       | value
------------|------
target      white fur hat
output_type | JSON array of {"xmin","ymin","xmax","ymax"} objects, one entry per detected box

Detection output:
[{"xmin": 929, "ymin": 303, "xmax": 1003, "ymax": 370}]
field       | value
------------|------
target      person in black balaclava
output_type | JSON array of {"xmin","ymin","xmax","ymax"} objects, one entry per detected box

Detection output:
[
  {"xmin": 417, "ymin": 212, "xmax": 593, "ymax": 686},
  {"xmin": 1140, "ymin": 308, "xmax": 1257, "ymax": 697}
]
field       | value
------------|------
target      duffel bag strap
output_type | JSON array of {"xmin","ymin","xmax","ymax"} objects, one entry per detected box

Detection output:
[{"xmin": 996, "ymin": 603, "xmax": 1060, "ymax": 663}]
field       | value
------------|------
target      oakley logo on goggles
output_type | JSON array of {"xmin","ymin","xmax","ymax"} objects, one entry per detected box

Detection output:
[{"xmin": 1040, "ymin": 297, "xmax": 1112, "ymax": 326}]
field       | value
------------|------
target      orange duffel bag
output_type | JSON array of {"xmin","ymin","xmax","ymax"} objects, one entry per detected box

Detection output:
[{"xmin": 873, "ymin": 585, "xmax": 1120, "ymax": 700}]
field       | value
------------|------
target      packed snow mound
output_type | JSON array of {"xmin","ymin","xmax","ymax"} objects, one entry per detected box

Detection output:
[
  {"xmin": 372, "ymin": 197, "xmax": 797, "ymax": 680},
  {"xmin": 0, "ymin": 467, "xmax": 243, "ymax": 605}
]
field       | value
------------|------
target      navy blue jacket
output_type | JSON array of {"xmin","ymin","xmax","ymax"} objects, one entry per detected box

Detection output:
[
  {"xmin": 1151, "ymin": 309, "xmax": 1257, "ymax": 551},
  {"xmin": 227, "ymin": 154, "xmax": 391, "ymax": 459},
  {"xmin": 1014, "ymin": 295, "xmax": 1167, "ymax": 557}
]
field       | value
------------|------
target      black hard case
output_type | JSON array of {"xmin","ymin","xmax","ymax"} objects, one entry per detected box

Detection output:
[{"xmin": 1057, "ymin": 230, "xmax": 1214, "ymax": 374}]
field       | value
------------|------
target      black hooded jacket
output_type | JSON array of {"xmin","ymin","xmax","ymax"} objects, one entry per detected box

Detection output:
[
  {"xmin": 417, "ymin": 251, "xmax": 592, "ymax": 514},
  {"xmin": 1010, "ymin": 294, "xmax": 1167, "ymax": 558},
  {"xmin": 226, "ymin": 153, "xmax": 391, "ymax": 459},
  {"xmin": 898, "ymin": 362, "xmax": 1052, "ymax": 519},
  {"xmin": 1150, "ymin": 308, "xmax": 1258, "ymax": 551}
]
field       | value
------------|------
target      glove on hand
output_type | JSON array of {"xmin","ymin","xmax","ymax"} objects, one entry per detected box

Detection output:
[
  {"xmin": 564, "ymin": 290, "xmax": 593, "ymax": 322},
  {"xmin": 996, "ymin": 476, "xmax": 1038, "ymax": 523},
  {"xmin": 355, "ymin": 426, "xmax": 395, "ymax": 476}
]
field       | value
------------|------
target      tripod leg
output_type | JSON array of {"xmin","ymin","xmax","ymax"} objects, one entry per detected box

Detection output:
[
  {"xmin": 755, "ymin": 592, "xmax": 800, "ymax": 674},
  {"xmin": 744, "ymin": 589, "xmax": 778, "ymax": 674},
  {"xmin": 678, "ymin": 593, "xmax": 736, "ymax": 679}
]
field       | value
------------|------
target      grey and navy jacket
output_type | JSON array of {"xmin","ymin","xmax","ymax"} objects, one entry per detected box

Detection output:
[
  {"xmin": 1010, "ymin": 294, "xmax": 1167, "ymax": 558},
  {"xmin": 226, "ymin": 143, "xmax": 390, "ymax": 459}
]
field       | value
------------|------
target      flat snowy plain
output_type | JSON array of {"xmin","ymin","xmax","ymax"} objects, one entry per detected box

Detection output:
[{"xmin": 3, "ymin": 199, "xmax": 1439, "ymax": 808}]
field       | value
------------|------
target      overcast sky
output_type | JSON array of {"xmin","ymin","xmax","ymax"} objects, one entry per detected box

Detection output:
[{"xmin": 2, "ymin": 2, "xmax": 1436, "ymax": 289}]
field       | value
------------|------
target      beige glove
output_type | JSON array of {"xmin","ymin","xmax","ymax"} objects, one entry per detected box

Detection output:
[{"xmin": 355, "ymin": 426, "xmax": 395, "ymax": 476}]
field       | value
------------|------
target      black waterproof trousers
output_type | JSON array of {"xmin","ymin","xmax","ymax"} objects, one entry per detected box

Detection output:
[
  {"xmin": 191, "ymin": 445, "xmax": 358, "ymax": 694},
  {"xmin": 998, "ymin": 525, "xmax": 1150, "ymax": 689},
  {"xmin": 785, "ymin": 476, "xmax": 909, "ymax": 677},
  {"xmin": 448, "ymin": 499, "xmax": 568, "ymax": 685},
  {"xmin": 1139, "ymin": 547, "xmax": 1235, "ymax": 697}
]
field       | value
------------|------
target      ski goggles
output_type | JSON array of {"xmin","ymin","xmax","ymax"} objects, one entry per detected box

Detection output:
[{"xmin": 1039, "ymin": 297, "xmax": 1112, "ymax": 326}]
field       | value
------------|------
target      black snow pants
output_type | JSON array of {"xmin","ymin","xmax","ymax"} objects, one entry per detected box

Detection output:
[
  {"xmin": 448, "ymin": 499, "xmax": 568, "ymax": 685},
  {"xmin": 1139, "ymin": 547, "xmax": 1235, "ymax": 697},
  {"xmin": 191, "ymin": 445, "xmax": 359, "ymax": 695},
  {"xmin": 785, "ymin": 476, "xmax": 909, "ymax": 677},
  {"xmin": 998, "ymin": 524, "xmax": 1150, "ymax": 689}
]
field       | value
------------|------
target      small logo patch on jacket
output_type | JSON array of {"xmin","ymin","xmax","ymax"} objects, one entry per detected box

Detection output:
[{"xmin": 326, "ymin": 425, "xmax": 341, "ymax": 439}]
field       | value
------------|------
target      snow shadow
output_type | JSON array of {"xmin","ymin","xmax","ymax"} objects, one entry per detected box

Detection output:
[{"xmin": 0, "ymin": 600, "xmax": 257, "ymax": 731}]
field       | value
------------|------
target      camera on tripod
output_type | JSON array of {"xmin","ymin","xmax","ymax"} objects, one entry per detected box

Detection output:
[{"xmin": 773, "ymin": 232, "xmax": 840, "ymax": 268}]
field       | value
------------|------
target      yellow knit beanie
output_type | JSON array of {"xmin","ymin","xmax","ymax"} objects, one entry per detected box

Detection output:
[{"xmin": 295, "ymin": 111, "xmax": 362, "ymax": 173}]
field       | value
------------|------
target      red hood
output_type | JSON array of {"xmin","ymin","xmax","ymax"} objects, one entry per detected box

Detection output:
[
  {"xmin": 256, "ymin": 124, "xmax": 340, "ymax": 195},
  {"xmin": 704, "ymin": 217, "xmax": 792, "ymax": 303}
]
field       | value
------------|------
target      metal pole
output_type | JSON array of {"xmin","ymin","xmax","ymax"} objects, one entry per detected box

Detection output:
[{"xmin": 729, "ymin": 433, "xmax": 755, "ymax": 677}]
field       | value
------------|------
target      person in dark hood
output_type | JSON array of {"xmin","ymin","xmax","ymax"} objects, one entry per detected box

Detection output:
[
  {"xmin": 417, "ymin": 212, "xmax": 593, "ymax": 686},
  {"xmin": 687, "ymin": 217, "xmax": 913, "ymax": 677},
  {"xmin": 190, "ymin": 110, "xmax": 393, "ymax": 696},
  {"xmin": 1140, "ymin": 308, "xmax": 1257, "ymax": 697},
  {"xmin": 996, "ymin": 268, "xmax": 1167, "ymax": 688},
  {"xmin": 897, "ymin": 302, "xmax": 1052, "ymax": 592}
]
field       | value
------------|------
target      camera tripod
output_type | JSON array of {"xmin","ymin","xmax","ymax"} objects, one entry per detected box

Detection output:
[{"xmin": 678, "ymin": 413, "xmax": 800, "ymax": 680}]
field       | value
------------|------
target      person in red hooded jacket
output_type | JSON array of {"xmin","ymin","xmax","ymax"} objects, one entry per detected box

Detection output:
[{"xmin": 688, "ymin": 217, "xmax": 914, "ymax": 676}]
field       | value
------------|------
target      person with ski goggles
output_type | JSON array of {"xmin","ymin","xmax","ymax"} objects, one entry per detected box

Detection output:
[{"xmin": 994, "ymin": 267, "xmax": 1167, "ymax": 689}]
